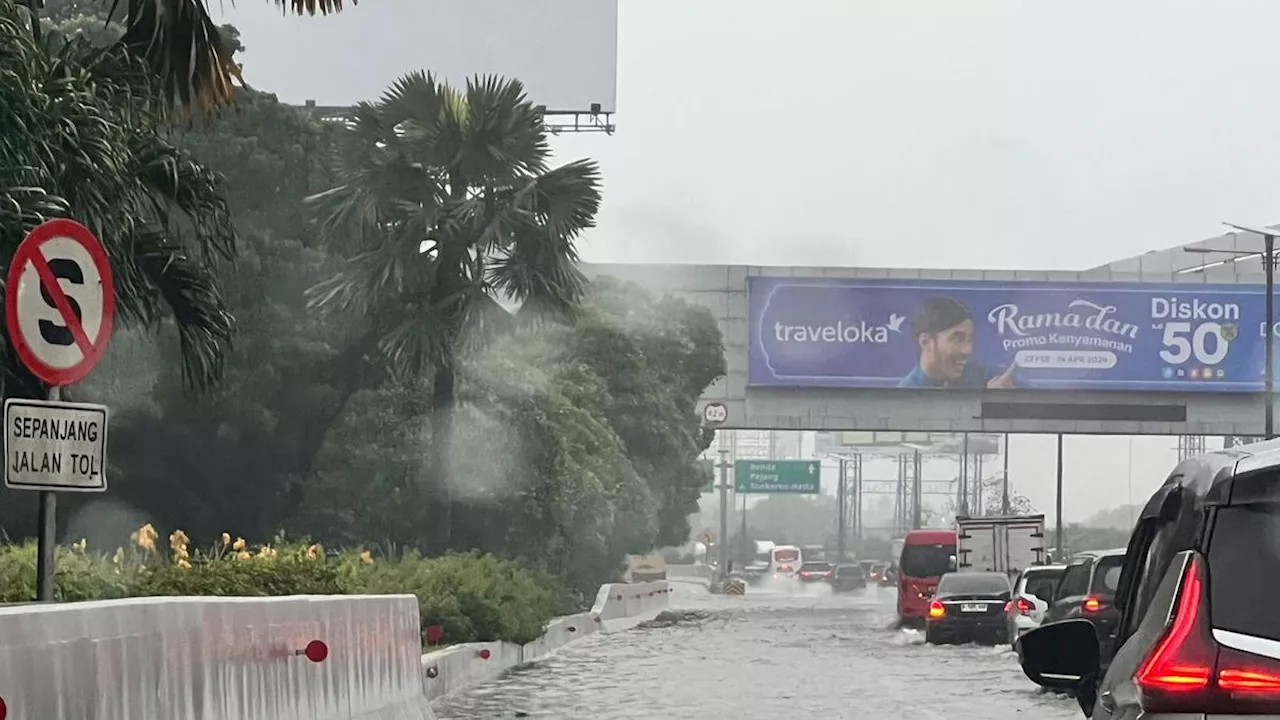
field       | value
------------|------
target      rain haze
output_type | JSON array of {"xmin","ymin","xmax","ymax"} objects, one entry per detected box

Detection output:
[{"xmin": 212, "ymin": 0, "xmax": 1280, "ymax": 523}]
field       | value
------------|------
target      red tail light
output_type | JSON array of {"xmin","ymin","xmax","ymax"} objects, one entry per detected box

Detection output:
[
  {"xmin": 1082, "ymin": 596, "xmax": 1104, "ymax": 613},
  {"xmin": 928, "ymin": 600, "xmax": 946, "ymax": 619},
  {"xmin": 1004, "ymin": 601, "xmax": 1013, "ymax": 614},
  {"xmin": 1015, "ymin": 597, "xmax": 1034, "ymax": 614},
  {"xmin": 1135, "ymin": 554, "xmax": 1280, "ymax": 713}
]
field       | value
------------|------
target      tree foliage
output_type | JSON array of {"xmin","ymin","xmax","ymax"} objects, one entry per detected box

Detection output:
[{"xmin": 1, "ymin": 19, "xmax": 727, "ymax": 599}]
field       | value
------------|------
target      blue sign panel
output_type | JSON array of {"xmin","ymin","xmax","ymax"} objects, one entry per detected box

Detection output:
[{"xmin": 748, "ymin": 277, "xmax": 1274, "ymax": 392}]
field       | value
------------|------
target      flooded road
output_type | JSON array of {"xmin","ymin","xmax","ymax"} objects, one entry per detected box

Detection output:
[{"xmin": 433, "ymin": 580, "xmax": 1081, "ymax": 720}]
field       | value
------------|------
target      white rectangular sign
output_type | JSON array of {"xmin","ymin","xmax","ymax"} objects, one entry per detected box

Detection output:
[{"xmin": 4, "ymin": 398, "xmax": 108, "ymax": 492}]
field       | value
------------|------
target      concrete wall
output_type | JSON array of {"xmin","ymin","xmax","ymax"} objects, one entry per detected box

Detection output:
[
  {"xmin": 582, "ymin": 261, "xmax": 1269, "ymax": 436},
  {"xmin": 420, "ymin": 581, "xmax": 670, "ymax": 702},
  {"xmin": 0, "ymin": 594, "xmax": 431, "ymax": 720}
]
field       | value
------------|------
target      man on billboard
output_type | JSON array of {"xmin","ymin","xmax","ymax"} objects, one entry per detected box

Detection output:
[{"xmin": 897, "ymin": 296, "xmax": 1017, "ymax": 389}]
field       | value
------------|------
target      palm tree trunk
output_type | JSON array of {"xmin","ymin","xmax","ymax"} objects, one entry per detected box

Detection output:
[{"xmin": 430, "ymin": 361, "xmax": 456, "ymax": 551}]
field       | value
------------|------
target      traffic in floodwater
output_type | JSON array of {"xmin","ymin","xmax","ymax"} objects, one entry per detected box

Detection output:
[{"xmin": 433, "ymin": 573, "xmax": 1080, "ymax": 720}]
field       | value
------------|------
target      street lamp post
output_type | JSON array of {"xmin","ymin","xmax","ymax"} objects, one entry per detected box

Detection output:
[{"xmin": 1186, "ymin": 223, "xmax": 1278, "ymax": 439}]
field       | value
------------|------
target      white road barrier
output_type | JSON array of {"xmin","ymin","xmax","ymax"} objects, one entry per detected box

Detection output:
[
  {"xmin": 420, "ymin": 581, "xmax": 670, "ymax": 702},
  {"xmin": 0, "ymin": 594, "xmax": 431, "ymax": 720}
]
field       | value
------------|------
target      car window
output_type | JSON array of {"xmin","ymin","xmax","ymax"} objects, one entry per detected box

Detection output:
[
  {"xmin": 1208, "ymin": 501, "xmax": 1280, "ymax": 641},
  {"xmin": 800, "ymin": 562, "xmax": 830, "ymax": 572},
  {"xmin": 1090, "ymin": 555, "xmax": 1125, "ymax": 596},
  {"xmin": 1055, "ymin": 560, "xmax": 1093, "ymax": 600},
  {"xmin": 937, "ymin": 573, "xmax": 1011, "ymax": 596},
  {"xmin": 1022, "ymin": 569, "xmax": 1064, "ymax": 603},
  {"xmin": 835, "ymin": 565, "xmax": 861, "ymax": 578},
  {"xmin": 900, "ymin": 544, "xmax": 956, "ymax": 577}
]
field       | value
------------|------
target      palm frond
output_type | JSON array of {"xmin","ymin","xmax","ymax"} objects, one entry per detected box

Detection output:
[
  {"xmin": 109, "ymin": 0, "xmax": 356, "ymax": 113},
  {"xmin": 309, "ymin": 71, "xmax": 602, "ymax": 378}
]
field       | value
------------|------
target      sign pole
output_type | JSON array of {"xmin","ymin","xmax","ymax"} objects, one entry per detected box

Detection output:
[
  {"xmin": 4, "ymin": 219, "xmax": 116, "ymax": 603},
  {"xmin": 717, "ymin": 448, "xmax": 730, "ymax": 582},
  {"xmin": 34, "ymin": 386, "xmax": 58, "ymax": 602},
  {"xmin": 836, "ymin": 458, "xmax": 847, "ymax": 560}
]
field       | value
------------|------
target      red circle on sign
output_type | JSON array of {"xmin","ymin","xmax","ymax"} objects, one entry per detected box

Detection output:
[{"xmin": 5, "ymin": 219, "xmax": 116, "ymax": 386}]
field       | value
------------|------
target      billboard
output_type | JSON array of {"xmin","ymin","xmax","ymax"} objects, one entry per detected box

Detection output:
[
  {"xmin": 219, "ymin": 0, "xmax": 618, "ymax": 112},
  {"xmin": 749, "ymin": 277, "xmax": 1272, "ymax": 393}
]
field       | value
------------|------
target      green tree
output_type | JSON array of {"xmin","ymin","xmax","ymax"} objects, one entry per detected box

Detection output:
[
  {"xmin": 19, "ymin": 0, "xmax": 354, "ymax": 112},
  {"xmin": 0, "ymin": 1, "xmax": 235, "ymax": 397},
  {"xmin": 308, "ymin": 72, "xmax": 603, "ymax": 546}
]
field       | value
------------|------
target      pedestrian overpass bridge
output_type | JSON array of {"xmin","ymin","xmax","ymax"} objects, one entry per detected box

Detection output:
[{"xmin": 581, "ymin": 224, "xmax": 1280, "ymax": 438}]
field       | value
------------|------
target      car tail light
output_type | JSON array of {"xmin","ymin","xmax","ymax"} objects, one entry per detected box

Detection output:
[
  {"xmin": 1004, "ymin": 601, "xmax": 1013, "ymax": 614},
  {"xmin": 1083, "ymin": 596, "xmax": 1104, "ymax": 613},
  {"xmin": 1015, "ymin": 597, "xmax": 1034, "ymax": 614},
  {"xmin": 1135, "ymin": 554, "xmax": 1280, "ymax": 713},
  {"xmin": 928, "ymin": 600, "xmax": 945, "ymax": 619}
]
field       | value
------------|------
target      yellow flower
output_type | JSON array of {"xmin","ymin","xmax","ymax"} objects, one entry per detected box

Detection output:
[
  {"xmin": 138, "ymin": 534, "xmax": 155, "ymax": 551},
  {"xmin": 168, "ymin": 529, "xmax": 189, "ymax": 551},
  {"xmin": 221, "ymin": 532, "xmax": 231, "ymax": 546},
  {"xmin": 176, "ymin": 546, "xmax": 189, "ymax": 560},
  {"xmin": 140, "ymin": 523, "xmax": 157, "ymax": 541},
  {"xmin": 236, "ymin": 550, "xmax": 251, "ymax": 561},
  {"xmin": 306, "ymin": 544, "xmax": 321, "ymax": 560},
  {"xmin": 359, "ymin": 550, "xmax": 373, "ymax": 565},
  {"xmin": 257, "ymin": 545, "xmax": 277, "ymax": 559},
  {"xmin": 232, "ymin": 538, "xmax": 246, "ymax": 552},
  {"xmin": 177, "ymin": 558, "xmax": 191, "ymax": 570},
  {"xmin": 73, "ymin": 538, "xmax": 87, "ymax": 553}
]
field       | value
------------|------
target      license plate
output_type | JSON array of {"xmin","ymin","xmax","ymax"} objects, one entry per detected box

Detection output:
[{"xmin": 961, "ymin": 603, "xmax": 986, "ymax": 613}]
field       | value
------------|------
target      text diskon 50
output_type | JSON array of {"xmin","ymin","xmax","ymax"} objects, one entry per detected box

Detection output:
[{"xmin": 1157, "ymin": 322, "xmax": 1229, "ymax": 366}]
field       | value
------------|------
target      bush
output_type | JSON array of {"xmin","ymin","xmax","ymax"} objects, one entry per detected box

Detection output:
[{"xmin": 0, "ymin": 526, "xmax": 559, "ymax": 645}]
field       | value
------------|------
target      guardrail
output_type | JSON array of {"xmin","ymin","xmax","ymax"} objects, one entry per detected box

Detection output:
[
  {"xmin": 0, "ymin": 581, "xmax": 674, "ymax": 717},
  {"xmin": 0, "ymin": 594, "xmax": 431, "ymax": 720},
  {"xmin": 420, "ymin": 581, "xmax": 670, "ymax": 701}
]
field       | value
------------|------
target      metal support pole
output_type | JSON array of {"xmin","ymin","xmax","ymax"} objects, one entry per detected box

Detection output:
[
  {"xmin": 1267, "ymin": 234, "xmax": 1275, "ymax": 440},
  {"xmin": 837, "ymin": 458, "xmax": 847, "ymax": 561},
  {"xmin": 717, "ymin": 448, "xmax": 730, "ymax": 580},
  {"xmin": 1055, "ymin": 434, "xmax": 1065, "ymax": 558},
  {"xmin": 36, "ymin": 385, "xmax": 59, "ymax": 602},
  {"xmin": 1001, "ymin": 433, "xmax": 1011, "ymax": 515},
  {"xmin": 854, "ymin": 454, "xmax": 863, "ymax": 542},
  {"xmin": 959, "ymin": 432, "xmax": 970, "ymax": 516},
  {"xmin": 912, "ymin": 450, "xmax": 923, "ymax": 529}
]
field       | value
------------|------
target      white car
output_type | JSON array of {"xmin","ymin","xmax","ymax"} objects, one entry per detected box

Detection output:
[{"xmin": 1006, "ymin": 564, "xmax": 1066, "ymax": 649}]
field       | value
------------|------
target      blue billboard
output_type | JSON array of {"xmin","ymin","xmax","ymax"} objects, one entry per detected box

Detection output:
[{"xmin": 748, "ymin": 277, "xmax": 1275, "ymax": 392}]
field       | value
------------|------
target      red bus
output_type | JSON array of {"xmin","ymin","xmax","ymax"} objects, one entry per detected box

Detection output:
[{"xmin": 896, "ymin": 529, "xmax": 958, "ymax": 628}]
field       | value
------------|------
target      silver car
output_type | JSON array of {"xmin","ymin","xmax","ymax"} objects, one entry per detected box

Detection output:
[{"xmin": 1005, "ymin": 564, "xmax": 1065, "ymax": 649}]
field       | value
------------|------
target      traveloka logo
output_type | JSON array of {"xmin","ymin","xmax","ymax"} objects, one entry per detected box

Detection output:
[{"xmin": 772, "ymin": 313, "xmax": 906, "ymax": 345}]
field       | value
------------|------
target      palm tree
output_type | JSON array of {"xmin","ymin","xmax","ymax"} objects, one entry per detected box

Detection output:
[
  {"xmin": 1, "ymin": 0, "xmax": 235, "ymax": 393},
  {"xmin": 307, "ymin": 72, "xmax": 603, "ymax": 548},
  {"xmin": 20, "ymin": 0, "xmax": 355, "ymax": 111}
]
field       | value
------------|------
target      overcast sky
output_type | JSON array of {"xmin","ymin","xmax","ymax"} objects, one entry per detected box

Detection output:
[{"xmin": 214, "ymin": 0, "xmax": 1279, "ymax": 522}]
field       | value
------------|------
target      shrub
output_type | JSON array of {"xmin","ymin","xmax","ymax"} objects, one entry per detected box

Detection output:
[{"xmin": 0, "ymin": 527, "xmax": 560, "ymax": 645}]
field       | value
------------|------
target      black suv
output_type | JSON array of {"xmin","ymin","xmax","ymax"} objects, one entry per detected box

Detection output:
[
  {"xmin": 1040, "ymin": 548, "xmax": 1127, "ymax": 650},
  {"xmin": 1020, "ymin": 439, "xmax": 1280, "ymax": 717}
]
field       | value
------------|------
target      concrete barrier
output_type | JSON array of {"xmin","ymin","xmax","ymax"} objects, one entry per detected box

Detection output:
[
  {"xmin": 420, "ymin": 581, "xmax": 670, "ymax": 702},
  {"xmin": 0, "ymin": 594, "xmax": 431, "ymax": 720}
]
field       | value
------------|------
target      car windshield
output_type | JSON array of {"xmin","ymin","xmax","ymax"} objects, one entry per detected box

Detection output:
[
  {"xmin": 834, "ymin": 565, "xmax": 861, "ymax": 577},
  {"xmin": 800, "ymin": 562, "xmax": 830, "ymax": 572},
  {"xmin": 938, "ymin": 573, "xmax": 1011, "ymax": 597},
  {"xmin": 900, "ymin": 543, "xmax": 956, "ymax": 577},
  {"xmin": 774, "ymin": 549, "xmax": 799, "ymax": 562},
  {"xmin": 1089, "ymin": 555, "xmax": 1125, "ymax": 596},
  {"xmin": 1021, "ymin": 568, "xmax": 1064, "ymax": 603}
]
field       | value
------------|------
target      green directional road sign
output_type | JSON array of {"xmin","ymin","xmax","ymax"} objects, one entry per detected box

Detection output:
[
  {"xmin": 697, "ymin": 458, "xmax": 715, "ymax": 493},
  {"xmin": 734, "ymin": 459, "xmax": 820, "ymax": 494}
]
